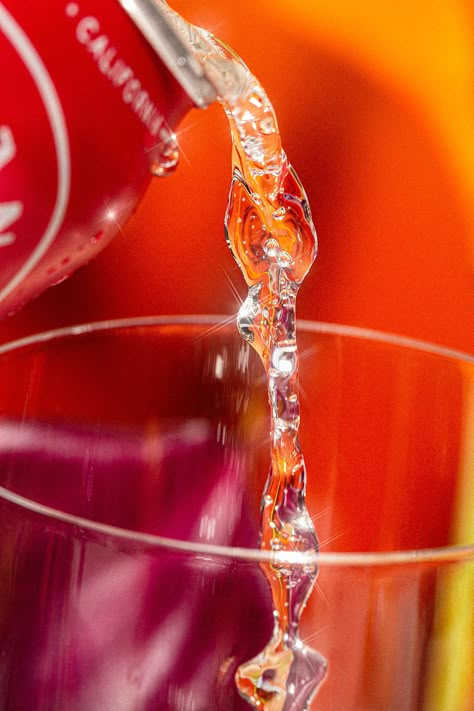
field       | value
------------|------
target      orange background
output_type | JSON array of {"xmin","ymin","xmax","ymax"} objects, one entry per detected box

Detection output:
[{"xmin": 1, "ymin": 0, "xmax": 473, "ymax": 353}]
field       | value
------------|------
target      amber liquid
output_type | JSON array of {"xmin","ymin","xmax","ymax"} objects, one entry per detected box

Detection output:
[
  {"xmin": 194, "ymin": 36, "xmax": 327, "ymax": 711},
  {"xmin": 153, "ymin": 10, "xmax": 327, "ymax": 708}
]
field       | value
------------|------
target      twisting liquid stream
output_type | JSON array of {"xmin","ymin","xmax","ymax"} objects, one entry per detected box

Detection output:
[
  {"xmin": 157, "ymin": 8, "xmax": 328, "ymax": 708},
  {"xmin": 219, "ymin": 52, "xmax": 327, "ymax": 711},
  {"xmin": 211, "ymin": 43, "xmax": 328, "ymax": 711}
]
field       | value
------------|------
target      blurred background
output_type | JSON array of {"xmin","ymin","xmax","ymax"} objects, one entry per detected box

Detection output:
[{"xmin": 1, "ymin": 0, "xmax": 473, "ymax": 352}]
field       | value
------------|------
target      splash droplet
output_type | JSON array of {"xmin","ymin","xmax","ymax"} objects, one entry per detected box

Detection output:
[{"xmin": 150, "ymin": 134, "xmax": 180, "ymax": 177}]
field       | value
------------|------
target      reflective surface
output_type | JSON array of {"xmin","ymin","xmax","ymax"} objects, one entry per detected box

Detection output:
[{"xmin": 0, "ymin": 316, "xmax": 473, "ymax": 710}]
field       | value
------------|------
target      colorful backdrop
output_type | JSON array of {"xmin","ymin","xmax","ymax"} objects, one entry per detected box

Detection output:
[{"xmin": 1, "ymin": 0, "xmax": 473, "ymax": 353}]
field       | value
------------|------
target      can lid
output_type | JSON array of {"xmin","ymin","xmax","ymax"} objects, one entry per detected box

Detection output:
[{"xmin": 116, "ymin": 0, "xmax": 219, "ymax": 108}]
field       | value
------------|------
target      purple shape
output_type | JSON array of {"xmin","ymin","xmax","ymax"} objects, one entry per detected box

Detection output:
[{"xmin": 0, "ymin": 419, "xmax": 274, "ymax": 710}]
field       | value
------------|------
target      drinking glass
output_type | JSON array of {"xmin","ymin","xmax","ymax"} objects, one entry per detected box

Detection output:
[{"xmin": 0, "ymin": 315, "xmax": 472, "ymax": 710}]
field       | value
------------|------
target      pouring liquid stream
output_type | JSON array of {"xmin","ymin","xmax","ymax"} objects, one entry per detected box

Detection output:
[
  {"xmin": 215, "ymin": 41, "xmax": 327, "ymax": 710},
  {"xmin": 153, "ymin": 11, "xmax": 328, "ymax": 709}
]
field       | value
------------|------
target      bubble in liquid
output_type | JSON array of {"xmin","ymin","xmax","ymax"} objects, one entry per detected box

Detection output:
[
  {"xmin": 277, "ymin": 251, "xmax": 292, "ymax": 268},
  {"xmin": 264, "ymin": 238, "xmax": 280, "ymax": 258},
  {"xmin": 259, "ymin": 117, "xmax": 275, "ymax": 135},
  {"xmin": 271, "ymin": 345, "xmax": 297, "ymax": 377}
]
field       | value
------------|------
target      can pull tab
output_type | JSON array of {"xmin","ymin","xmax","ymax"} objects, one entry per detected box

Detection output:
[{"xmin": 116, "ymin": 0, "xmax": 219, "ymax": 108}]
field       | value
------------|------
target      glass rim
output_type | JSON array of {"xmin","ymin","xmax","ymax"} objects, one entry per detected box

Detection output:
[{"xmin": 0, "ymin": 313, "xmax": 473, "ymax": 568}]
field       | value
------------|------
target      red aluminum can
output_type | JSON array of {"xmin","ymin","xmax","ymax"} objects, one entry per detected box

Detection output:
[{"xmin": 0, "ymin": 0, "xmax": 196, "ymax": 317}]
